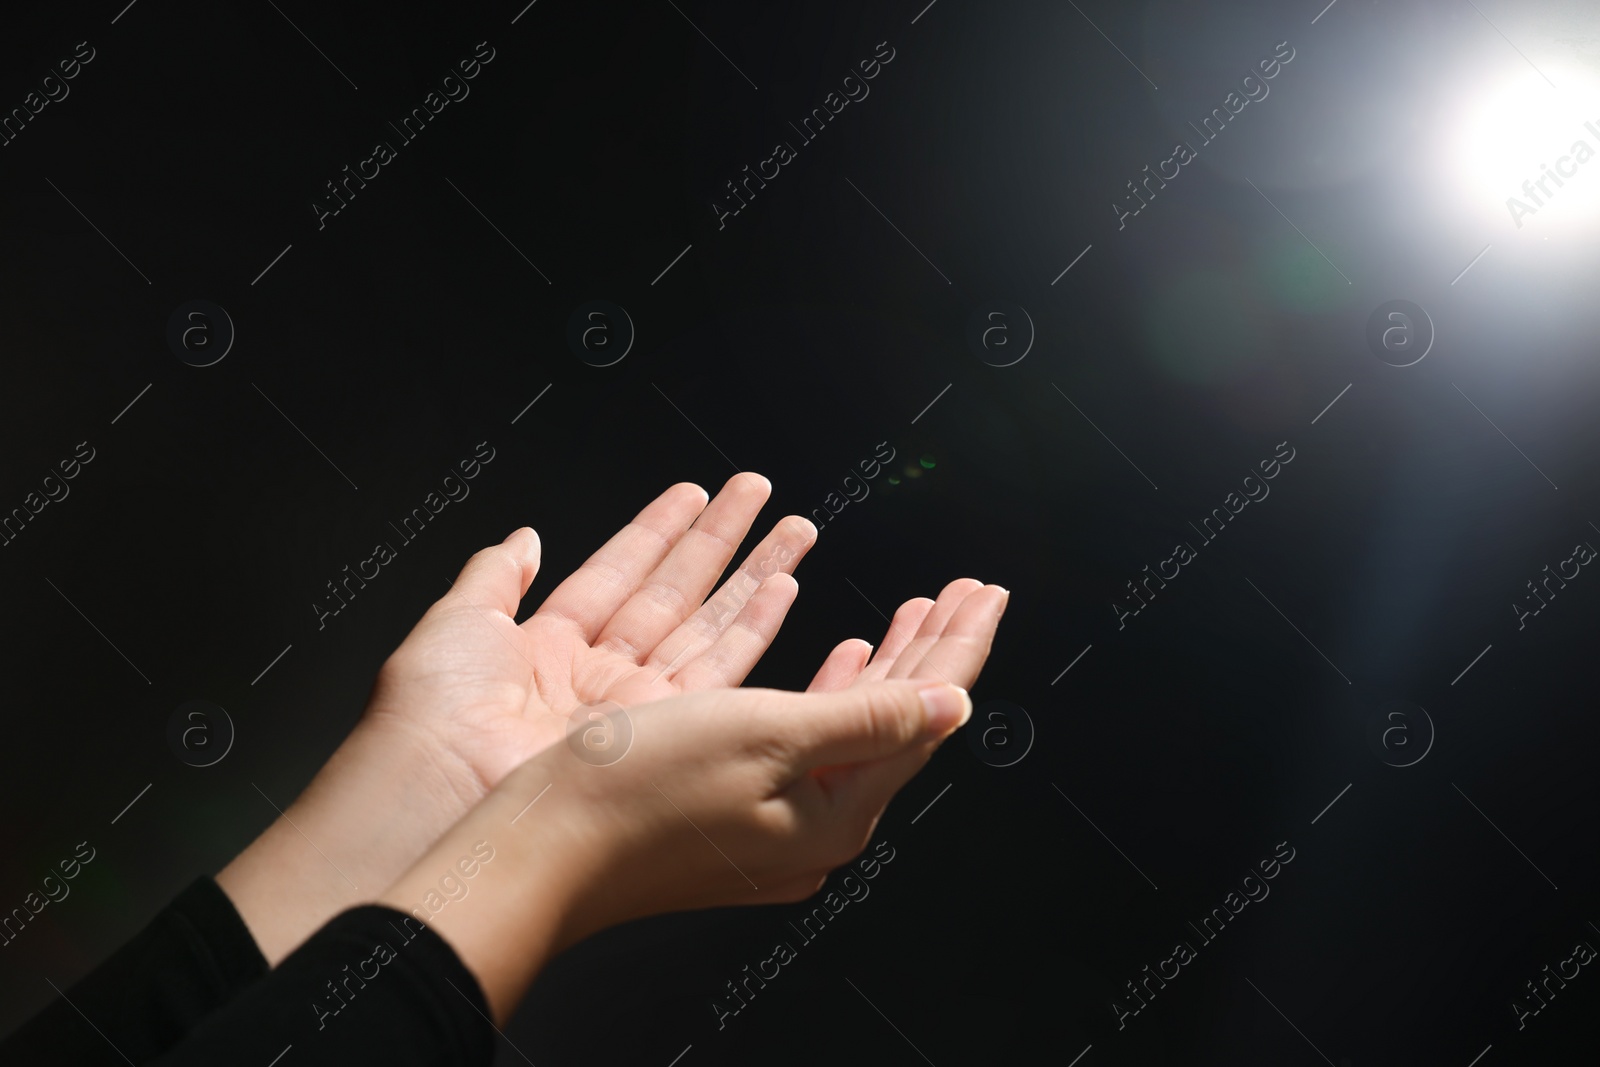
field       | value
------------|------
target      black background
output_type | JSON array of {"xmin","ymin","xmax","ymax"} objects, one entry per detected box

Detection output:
[{"xmin": 4, "ymin": 0, "xmax": 1600, "ymax": 1063}]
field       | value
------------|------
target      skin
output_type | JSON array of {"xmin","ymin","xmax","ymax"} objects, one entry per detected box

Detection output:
[
  {"xmin": 378, "ymin": 605, "xmax": 1006, "ymax": 1023},
  {"xmin": 217, "ymin": 473, "xmax": 1008, "ymax": 964}
]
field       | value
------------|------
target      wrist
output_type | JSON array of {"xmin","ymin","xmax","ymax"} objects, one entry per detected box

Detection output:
[
  {"xmin": 376, "ymin": 754, "xmax": 592, "ymax": 1023},
  {"xmin": 217, "ymin": 715, "xmax": 483, "ymax": 965}
]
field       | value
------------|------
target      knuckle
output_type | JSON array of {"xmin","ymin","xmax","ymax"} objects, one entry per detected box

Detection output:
[
  {"xmin": 780, "ymin": 515, "xmax": 817, "ymax": 545},
  {"xmin": 742, "ymin": 727, "xmax": 798, "ymax": 772},
  {"xmin": 627, "ymin": 519, "xmax": 676, "ymax": 558},
  {"xmin": 753, "ymin": 797, "xmax": 801, "ymax": 838},
  {"xmin": 862, "ymin": 692, "xmax": 913, "ymax": 750},
  {"xmin": 469, "ymin": 544, "xmax": 516, "ymax": 580},
  {"xmin": 689, "ymin": 522, "xmax": 739, "ymax": 557},
  {"xmin": 637, "ymin": 577, "xmax": 691, "ymax": 615}
]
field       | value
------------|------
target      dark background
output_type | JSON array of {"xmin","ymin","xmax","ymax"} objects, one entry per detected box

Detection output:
[{"xmin": 4, "ymin": 0, "xmax": 1600, "ymax": 1063}]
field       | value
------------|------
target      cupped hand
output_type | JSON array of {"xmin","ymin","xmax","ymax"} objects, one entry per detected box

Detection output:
[
  {"xmin": 551, "ymin": 664, "xmax": 1001, "ymax": 938},
  {"xmin": 385, "ymin": 572, "xmax": 1007, "ymax": 1023},
  {"xmin": 223, "ymin": 466, "xmax": 1006, "ymax": 967},
  {"xmin": 363, "ymin": 469, "xmax": 1008, "ymax": 807},
  {"xmin": 549, "ymin": 577, "xmax": 1010, "ymax": 928},
  {"xmin": 361, "ymin": 472, "xmax": 820, "ymax": 803}
]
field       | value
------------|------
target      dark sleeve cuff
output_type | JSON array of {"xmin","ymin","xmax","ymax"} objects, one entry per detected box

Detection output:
[
  {"xmin": 164, "ymin": 875, "xmax": 274, "ymax": 996},
  {"xmin": 0, "ymin": 875, "xmax": 270, "ymax": 1062},
  {"xmin": 149, "ymin": 905, "xmax": 496, "ymax": 1066}
]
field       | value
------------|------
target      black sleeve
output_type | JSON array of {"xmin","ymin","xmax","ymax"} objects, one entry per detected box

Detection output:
[
  {"xmin": 0, "ymin": 876, "xmax": 269, "ymax": 1062},
  {"xmin": 148, "ymin": 905, "xmax": 496, "ymax": 1066}
]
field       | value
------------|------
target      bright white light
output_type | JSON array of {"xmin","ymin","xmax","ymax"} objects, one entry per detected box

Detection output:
[{"xmin": 1447, "ymin": 66, "xmax": 1600, "ymax": 233}]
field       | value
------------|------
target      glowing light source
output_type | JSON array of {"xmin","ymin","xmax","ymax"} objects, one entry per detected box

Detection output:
[{"xmin": 1447, "ymin": 66, "xmax": 1600, "ymax": 232}]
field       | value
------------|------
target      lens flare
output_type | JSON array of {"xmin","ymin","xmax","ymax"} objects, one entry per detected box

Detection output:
[{"xmin": 1447, "ymin": 66, "xmax": 1600, "ymax": 233}]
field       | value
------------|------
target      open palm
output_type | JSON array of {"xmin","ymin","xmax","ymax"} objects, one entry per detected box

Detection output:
[
  {"xmin": 216, "ymin": 471, "xmax": 1006, "ymax": 968},
  {"xmin": 363, "ymin": 473, "xmax": 801, "ymax": 792},
  {"xmin": 362, "ymin": 471, "xmax": 1007, "ymax": 809}
]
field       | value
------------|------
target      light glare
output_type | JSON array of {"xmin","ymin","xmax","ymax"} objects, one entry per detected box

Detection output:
[{"xmin": 1449, "ymin": 66, "xmax": 1600, "ymax": 233}]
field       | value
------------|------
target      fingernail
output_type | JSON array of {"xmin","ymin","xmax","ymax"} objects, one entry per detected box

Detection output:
[{"xmin": 919, "ymin": 683, "xmax": 971, "ymax": 735}]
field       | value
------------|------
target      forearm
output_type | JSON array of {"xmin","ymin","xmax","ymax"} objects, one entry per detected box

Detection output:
[
  {"xmin": 376, "ymin": 764, "xmax": 584, "ymax": 1025},
  {"xmin": 216, "ymin": 718, "xmax": 481, "ymax": 965}
]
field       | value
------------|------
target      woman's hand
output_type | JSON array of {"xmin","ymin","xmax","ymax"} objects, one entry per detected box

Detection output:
[
  {"xmin": 218, "ymin": 471, "xmax": 1002, "ymax": 966},
  {"xmin": 221, "ymin": 473, "xmax": 819, "ymax": 963},
  {"xmin": 381, "ymin": 679, "xmax": 971, "ymax": 1024},
  {"xmin": 380, "ymin": 578, "xmax": 1007, "ymax": 1022},
  {"xmin": 362, "ymin": 471, "xmax": 817, "ymax": 806}
]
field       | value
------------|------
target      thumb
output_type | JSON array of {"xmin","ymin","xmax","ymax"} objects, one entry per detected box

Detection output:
[
  {"xmin": 766, "ymin": 680, "xmax": 971, "ymax": 770},
  {"xmin": 442, "ymin": 527, "xmax": 541, "ymax": 618}
]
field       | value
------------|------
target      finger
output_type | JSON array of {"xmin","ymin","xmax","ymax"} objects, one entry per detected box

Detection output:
[
  {"xmin": 756, "ymin": 680, "xmax": 971, "ymax": 772},
  {"xmin": 594, "ymin": 472, "xmax": 773, "ymax": 660},
  {"xmin": 856, "ymin": 597, "xmax": 936, "ymax": 683},
  {"xmin": 531, "ymin": 482, "xmax": 709, "ymax": 641},
  {"xmin": 825, "ymin": 585, "xmax": 1009, "ymax": 811},
  {"xmin": 671, "ymin": 572, "xmax": 801, "ymax": 690},
  {"xmin": 806, "ymin": 639, "xmax": 874, "ymax": 692},
  {"xmin": 886, "ymin": 578, "xmax": 986, "ymax": 680},
  {"xmin": 647, "ymin": 513, "xmax": 817, "ymax": 673},
  {"xmin": 890, "ymin": 584, "xmax": 1008, "ymax": 688},
  {"xmin": 439, "ymin": 527, "xmax": 542, "ymax": 618},
  {"xmin": 815, "ymin": 742, "xmax": 940, "ymax": 828}
]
